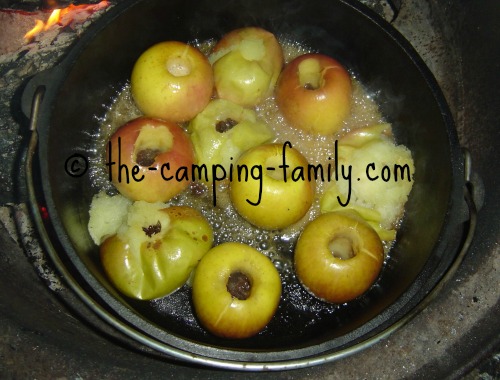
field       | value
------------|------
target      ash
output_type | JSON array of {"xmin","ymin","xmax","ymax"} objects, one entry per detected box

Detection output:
[
  {"xmin": 0, "ymin": 2, "xmax": 114, "ymax": 205},
  {"xmin": 0, "ymin": 2, "xmax": 114, "ymax": 287}
]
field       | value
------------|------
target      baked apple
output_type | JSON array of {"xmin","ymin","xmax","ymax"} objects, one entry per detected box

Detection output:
[
  {"xmin": 210, "ymin": 27, "xmax": 284, "ymax": 106},
  {"xmin": 294, "ymin": 211, "xmax": 384, "ymax": 303},
  {"xmin": 321, "ymin": 125, "xmax": 414, "ymax": 231},
  {"xmin": 131, "ymin": 41, "xmax": 214, "ymax": 122},
  {"xmin": 320, "ymin": 182, "xmax": 397, "ymax": 241},
  {"xmin": 336, "ymin": 123, "xmax": 392, "ymax": 147},
  {"xmin": 276, "ymin": 53, "xmax": 352, "ymax": 135},
  {"xmin": 107, "ymin": 117, "xmax": 195, "ymax": 203},
  {"xmin": 229, "ymin": 143, "xmax": 315, "ymax": 230},
  {"xmin": 99, "ymin": 201, "xmax": 213, "ymax": 300},
  {"xmin": 188, "ymin": 98, "xmax": 274, "ymax": 180},
  {"xmin": 191, "ymin": 242, "xmax": 282, "ymax": 339}
]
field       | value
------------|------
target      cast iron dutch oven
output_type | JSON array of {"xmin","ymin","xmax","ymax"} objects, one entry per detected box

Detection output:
[{"xmin": 21, "ymin": 0, "xmax": 476, "ymax": 371}]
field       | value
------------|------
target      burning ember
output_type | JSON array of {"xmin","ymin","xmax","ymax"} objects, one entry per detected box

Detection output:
[{"xmin": 24, "ymin": 1, "xmax": 110, "ymax": 41}]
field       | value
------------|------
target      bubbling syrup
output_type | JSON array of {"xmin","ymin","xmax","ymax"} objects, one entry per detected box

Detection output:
[{"xmin": 90, "ymin": 38, "xmax": 392, "ymax": 321}]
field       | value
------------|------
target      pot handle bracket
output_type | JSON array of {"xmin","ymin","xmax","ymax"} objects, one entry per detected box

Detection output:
[
  {"xmin": 361, "ymin": 0, "xmax": 402, "ymax": 23},
  {"xmin": 435, "ymin": 148, "xmax": 477, "ymax": 293},
  {"xmin": 391, "ymin": 148, "xmax": 478, "ymax": 331},
  {"xmin": 23, "ymin": 86, "xmax": 171, "ymax": 360},
  {"xmin": 21, "ymin": 66, "xmax": 57, "ymax": 120}
]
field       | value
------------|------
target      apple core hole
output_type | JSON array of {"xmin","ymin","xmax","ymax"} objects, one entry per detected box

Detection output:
[
  {"xmin": 265, "ymin": 154, "xmax": 287, "ymax": 181},
  {"xmin": 166, "ymin": 56, "xmax": 192, "ymax": 77},
  {"xmin": 298, "ymin": 58, "xmax": 322, "ymax": 90},
  {"xmin": 227, "ymin": 271, "xmax": 251, "ymax": 300},
  {"xmin": 328, "ymin": 236, "xmax": 356, "ymax": 260},
  {"xmin": 134, "ymin": 125, "xmax": 173, "ymax": 166},
  {"xmin": 215, "ymin": 118, "xmax": 239, "ymax": 133},
  {"xmin": 142, "ymin": 220, "xmax": 162, "ymax": 238},
  {"xmin": 136, "ymin": 149, "xmax": 161, "ymax": 167}
]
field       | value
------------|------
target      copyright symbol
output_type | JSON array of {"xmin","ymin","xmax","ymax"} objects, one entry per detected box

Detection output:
[{"xmin": 65, "ymin": 154, "xmax": 88, "ymax": 177}]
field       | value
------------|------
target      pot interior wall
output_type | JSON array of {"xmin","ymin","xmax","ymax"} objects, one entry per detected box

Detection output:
[{"xmin": 37, "ymin": 0, "xmax": 462, "ymax": 357}]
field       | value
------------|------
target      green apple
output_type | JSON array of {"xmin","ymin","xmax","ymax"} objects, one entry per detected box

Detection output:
[
  {"xmin": 229, "ymin": 143, "xmax": 315, "ymax": 230},
  {"xmin": 99, "ymin": 201, "xmax": 213, "ymax": 300},
  {"xmin": 131, "ymin": 41, "xmax": 214, "ymax": 122},
  {"xmin": 191, "ymin": 242, "xmax": 281, "ymax": 339},
  {"xmin": 210, "ymin": 27, "xmax": 284, "ymax": 106},
  {"xmin": 276, "ymin": 53, "xmax": 352, "ymax": 135},
  {"xmin": 188, "ymin": 98, "xmax": 274, "ymax": 180}
]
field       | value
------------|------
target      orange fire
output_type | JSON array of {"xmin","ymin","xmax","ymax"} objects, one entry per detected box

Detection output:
[{"xmin": 24, "ymin": 1, "xmax": 110, "ymax": 41}]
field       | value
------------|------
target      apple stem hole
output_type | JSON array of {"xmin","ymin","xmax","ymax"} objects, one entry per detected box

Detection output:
[
  {"xmin": 329, "ymin": 236, "xmax": 355, "ymax": 260},
  {"xmin": 227, "ymin": 271, "xmax": 251, "ymax": 300}
]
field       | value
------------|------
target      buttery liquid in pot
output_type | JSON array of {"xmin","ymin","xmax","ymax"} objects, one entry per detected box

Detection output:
[{"xmin": 89, "ymin": 38, "xmax": 394, "ymax": 340}]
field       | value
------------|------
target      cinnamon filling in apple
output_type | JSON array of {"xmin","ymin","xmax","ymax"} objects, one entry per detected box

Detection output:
[
  {"xmin": 133, "ymin": 125, "xmax": 173, "ymax": 166},
  {"xmin": 215, "ymin": 118, "xmax": 239, "ymax": 133},
  {"xmin": 328, "ymin": 236, "xmax": 356, "ymax": 260},
  {"xmin": 142, "ymin": 220, "xmax": 162, "ymax": 238},
  {"xmin": 166, "ymin": 56, "xmax": 192, "ymax": 77},
  {"xmin": 227, "ymin": 271, "xmax": 251, "ymax": 300},
  {"xmin": 298, "ymin": 58, "xmax": 322, "ymax": 90}
]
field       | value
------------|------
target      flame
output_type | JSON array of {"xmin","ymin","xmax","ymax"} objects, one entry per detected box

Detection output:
[
  {"xmin": 24, "ymin": 1, "xmax": 110, "ymax": 41},
  {"xmin": 25, "ymin": 19, "xmax": 46, "ymax": 41}
]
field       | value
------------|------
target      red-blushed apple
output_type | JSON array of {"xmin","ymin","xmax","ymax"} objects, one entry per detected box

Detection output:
[
  {"xmin": 229, "ymin": 142, "xmax": 315, "ymax": 230},
  {"xmin": 99, "ymin": 201, "xmax": 213, "ymax": 300},
  {"xmin": 107, "ymin": 117, "xmax": 195, "ymax": 203},
  {"xmin": 210, "ymin": 27, "xmax": 284, "ymax": 107},
  {"xmin": 276, "ymin": 53, "xmax": 352, "ymax": 135},
  {"xmin": 191, "ymin": 242, "xmax": 281, "ymax": 339},
  {"xmin": 131, "ymin": 41, "xmax": 214, "ymax": 122},
  {"xmin": 294, "ymin": 211, "xmax": 384, "ymax": 303},
  {"xmin": 188, "ymin": 98, "xmax": 274, "ymax": 180}
]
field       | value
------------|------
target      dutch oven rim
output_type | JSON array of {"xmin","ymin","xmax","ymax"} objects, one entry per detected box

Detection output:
[{"xmin": 21, "ymin": 0, "xmax": 475, "ymax": 370}]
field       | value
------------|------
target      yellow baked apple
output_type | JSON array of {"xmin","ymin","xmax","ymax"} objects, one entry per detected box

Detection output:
[
  {"xmin": 321, "ymin": 124, "xmax": 415, "ymax": 232},
  {"xmin": 188, "ymin": 98, "xmax": 274, "ymax": 180},
  {"xmin": 98, "ymin": 201, "xmax": 213, "ymax": 300},
  {"xmin": 131, "ymin": 41, "xmax": 214, "ymax": 122},
  {"xmin": 210, "ymin": 27, "xmax": 284, "ymax": 106},
  {"xmin": 229, "ymin": 143, "xmax": 315, "ymax": 230},
  {"xmin": 191, "ymin": 242, "xmax": 282, "ymax": 339},
  {"xmin": 294, "ymin": 211, "xmax": 384, "ymax": 303}
]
